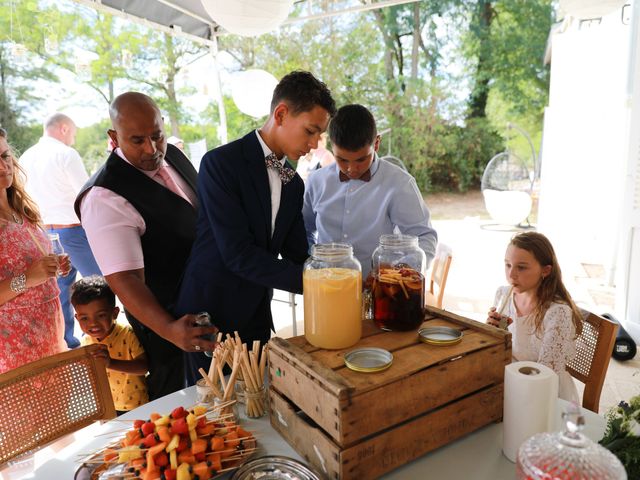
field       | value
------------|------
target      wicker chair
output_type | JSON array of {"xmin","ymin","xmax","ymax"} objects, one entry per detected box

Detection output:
[
  {"xmin": 566, "ymin": 312, "xmax": 618, "ymax": 413},
  {"xmin": 0, "ymin": 345, "xmax": 116, "ymax": 467},
  {"xmin": 426, "ymin": 243, "xmax": 453, "ymax": 309}
]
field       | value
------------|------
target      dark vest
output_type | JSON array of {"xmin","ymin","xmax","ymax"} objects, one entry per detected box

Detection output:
[{"xmin": 75, "ymin": 144, "xmax": 197, "ymax": 309}]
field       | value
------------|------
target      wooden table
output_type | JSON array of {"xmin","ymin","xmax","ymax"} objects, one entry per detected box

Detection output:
[{"xmin": 3, "ymin": 386, "xmax": 605, "ymax": 480}]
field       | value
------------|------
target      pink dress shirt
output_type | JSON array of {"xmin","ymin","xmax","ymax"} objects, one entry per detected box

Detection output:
[{"xmin": 80, "ymin": 149, "xmax": 195, "ymax": 276}]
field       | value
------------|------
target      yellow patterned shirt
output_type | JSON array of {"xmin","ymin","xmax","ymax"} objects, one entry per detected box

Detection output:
[{"xmin": 81, "ymin": 322, "xmax": 149, "ymax": 411}]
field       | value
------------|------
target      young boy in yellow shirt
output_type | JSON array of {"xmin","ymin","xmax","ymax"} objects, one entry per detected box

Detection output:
[{"xmin": 71, "ymin": 276, "xmax": 148, "ymax": 414}]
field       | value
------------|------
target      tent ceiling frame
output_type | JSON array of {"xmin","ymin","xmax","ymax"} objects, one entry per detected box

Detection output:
[
  {"xmin": 72, "ymin": 0, "xmax": 422, "ymax": 45},
  {"xmin": 73, "ymin": 0, "xmax": 216, "ymax": 47},
  {"xmin": 284, "ymin": 0, "xmax": 422, "ymax": 25}
]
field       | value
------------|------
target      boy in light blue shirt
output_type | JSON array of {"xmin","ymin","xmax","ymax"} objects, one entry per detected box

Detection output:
[{"xmin": 302, "ymin": 104, "xmax": 437, "ymax": 278}]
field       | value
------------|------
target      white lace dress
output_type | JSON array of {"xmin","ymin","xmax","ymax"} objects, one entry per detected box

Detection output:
[{"xmin": 493, "ymin": 286, "xmax": 579, "ymax": 403}]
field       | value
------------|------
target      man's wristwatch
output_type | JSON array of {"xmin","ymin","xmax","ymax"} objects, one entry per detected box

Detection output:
[{"xmin": 9, "ymin": 273, "xmax": 27, "ymax": 293}]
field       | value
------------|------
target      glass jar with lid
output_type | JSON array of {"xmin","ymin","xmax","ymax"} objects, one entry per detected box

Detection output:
[
  {"xmin": 371, "ymin": 234, "xmax": 426, "ymax": 331},
  {"xmin": 516, "ymin": 405, "xmax": 627, "ymax": 479},
  {"xmin": 303, "ymin": 243, "xmax": 362, "ymax": 349}
]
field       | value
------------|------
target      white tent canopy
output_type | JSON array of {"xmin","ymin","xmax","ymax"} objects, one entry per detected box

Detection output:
[
  {"xmin": 72, "ymin": 0, "xmax": 422, "ymax": 144},
  {"xmin": 74, "ymin": 0, "xmax": 422, "ymax": 46}
]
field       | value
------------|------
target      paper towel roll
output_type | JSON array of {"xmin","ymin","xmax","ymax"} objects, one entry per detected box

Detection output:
[{"xmin": 502, "ymin": 361, "xmax": 558, "ymax": 462}]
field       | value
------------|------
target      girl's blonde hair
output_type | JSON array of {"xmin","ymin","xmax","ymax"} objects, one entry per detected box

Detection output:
[
  {"xmin": 0, "ymin": 129, "xmax": 42, "ymax": 225},
  {"xmin": 509, "ymin": 232, "xmax": 583, "ymax": 336}
]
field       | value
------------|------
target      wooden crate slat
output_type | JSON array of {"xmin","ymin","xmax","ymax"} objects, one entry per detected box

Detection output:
[
  {"xmin": 269, "ymin": 337, "xmax": 352, "ymax": 396},
  {"xmin": 339, "ymin": 384, "xmax": 504, "ymax": 479},
  {"xmin": 425, "ymin": 306, "xmax": 508, "ymax": 345},
  {"xmin": 420, "ymin": 317, "xmax": 468, "ymax": 330},
  {"xmin": 338, "ymin": 345, "xmax": 506, "ymax": 444},
  {"xmin": 270, "ymin": 389, "xmax": 342, "ymax": 479},
  {"xmin": 282, "ymin": 319, "xmax": 387, "ymax": 353},
  {"xmin": 312, "ymin": 329, "xmax": 501, "ymax": 375},
  {"xmin": 270, "ymin": 384, "xmax": 504, "ymax": 480},
  {"xmin": 269, "ymin": 339, "xmax": 349, "ymax": 441}
]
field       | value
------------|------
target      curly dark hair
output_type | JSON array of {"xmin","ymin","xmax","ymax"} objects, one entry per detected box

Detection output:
[
  {"xmin": 270, "ymin": 70, "xmax": 336, "ymax": 117},
  {"xmin": 70, "ymin": 275, "xmax": 116, "ymax": 307}
]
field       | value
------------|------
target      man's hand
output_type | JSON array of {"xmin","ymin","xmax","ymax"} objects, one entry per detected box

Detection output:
[
  {"xmin": 165, "ymin": 314, "xmax": 219, "ymax": 353},
  {"xmin": 106, "ymin": 270, "xmax": 219, "ymax": 353}
]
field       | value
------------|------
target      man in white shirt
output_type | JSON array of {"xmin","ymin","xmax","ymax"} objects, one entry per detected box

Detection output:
[{"xmin": 20, "ymin": 113, "xmax": 101, "ymax": 349}]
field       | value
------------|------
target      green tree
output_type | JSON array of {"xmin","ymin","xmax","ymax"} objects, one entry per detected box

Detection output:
[
  {"xmin": 74, "ymin": 118, "xmax": 110, "ymax": 173},
  {"xmin": 127, "ymin": 32, "xmax": 207, "ymax": 136},
  {"xmin": 66, "ymin": 10, "xmax": 141, "ymax": 104},
  {"xmin": 466, "ymin": 0, "xmax": 494, "ymax": 119},
  {"xmin": 0, "ymin": 0, "xmax": 64, "ymax": 152}
]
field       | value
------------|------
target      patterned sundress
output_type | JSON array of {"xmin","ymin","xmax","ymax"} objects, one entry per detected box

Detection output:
[{"xmin": 0, "ymin": 219, "xmax": 66, "ymax": 374}]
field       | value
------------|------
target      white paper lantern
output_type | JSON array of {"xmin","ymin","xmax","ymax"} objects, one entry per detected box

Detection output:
[
  {"xmin": 231, "ymin": 69, "xmax": 278, "ymax": 118},
  {"xmin": 9, "ymin": 43, "xmax": 28, "ymax": 67},
  {"xmin": 201, "ymin": 0, "xmax": 294, "ymax": 37},
  {"xmin": 559, "ymin": 0, "xmax": 626, "ymax": 19}
]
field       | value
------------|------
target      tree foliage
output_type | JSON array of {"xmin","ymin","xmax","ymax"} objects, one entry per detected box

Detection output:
[{"xmin": 0, "ymin": 0, "xmax": 554, "ymax": 191}]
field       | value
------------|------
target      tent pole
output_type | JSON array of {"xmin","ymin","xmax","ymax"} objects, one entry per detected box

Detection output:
[{"xmin": 211, "ymin": 37, "xmax": 228, "ymax": 145}]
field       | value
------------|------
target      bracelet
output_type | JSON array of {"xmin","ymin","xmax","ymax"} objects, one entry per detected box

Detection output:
[{"xmin": 9, "ymin": 273, "xmax": 26, "ymax": 293}]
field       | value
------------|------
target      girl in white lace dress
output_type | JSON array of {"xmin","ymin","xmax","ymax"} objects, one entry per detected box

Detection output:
[{"xmin": 486, "ymin": 232, "xmax": 583, "ymax": 402}]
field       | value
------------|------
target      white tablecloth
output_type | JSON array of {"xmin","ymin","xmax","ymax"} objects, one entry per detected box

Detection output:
[{"xmin": 6, "ymin": 387, "xmax": 605, "ymax": 480}]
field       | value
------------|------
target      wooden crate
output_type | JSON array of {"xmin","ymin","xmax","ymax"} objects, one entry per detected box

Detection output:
[{"xmin": 268, "ymin": 307, "xmax": 511, "ymax": 479}]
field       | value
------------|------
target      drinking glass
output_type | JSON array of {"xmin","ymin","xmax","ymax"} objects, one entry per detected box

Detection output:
[
  {"xmin": 194, "ymin": 311, "xmax": 215, "ymax": 357},
  {"xmin": 48, "ymin": 233, "xmax": 69, "ymax": 276},
  {"xmin": 493, "ymin": 286, "xmax": 513, "ymax": 330}
]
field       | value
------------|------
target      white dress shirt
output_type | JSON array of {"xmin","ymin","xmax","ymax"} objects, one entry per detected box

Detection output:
[
  {"xmin": 20, "ymin": 136, "xmax": 88, "ymax": 224},
  {"xmin": 255, "ymin": 130, "xmax": 285, "ymax": 236}
]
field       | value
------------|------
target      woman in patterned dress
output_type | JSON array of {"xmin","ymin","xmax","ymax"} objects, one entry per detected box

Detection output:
[
  {"xmin": 486, "ymin": 232, "xmax": 584, "ymax": 402},
  {"xmin": 0, "ymin": 128, "xmax": 69, "ymax": 374}
]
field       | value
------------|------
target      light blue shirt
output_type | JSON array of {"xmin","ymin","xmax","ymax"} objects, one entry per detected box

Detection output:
[{"xmin": 302, "ymin": 155, "xmax": 437, "ymax": 277}]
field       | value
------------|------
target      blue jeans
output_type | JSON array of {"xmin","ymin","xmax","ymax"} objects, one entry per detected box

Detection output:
[{"xmin": 47, "ymin": 226, "xmax": 101, "ymax": 349}]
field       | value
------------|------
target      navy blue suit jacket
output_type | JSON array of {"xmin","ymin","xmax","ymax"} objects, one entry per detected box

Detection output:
[{"xmin": 174, "ymin": 131, "xmax": 308, "ymax": 343}]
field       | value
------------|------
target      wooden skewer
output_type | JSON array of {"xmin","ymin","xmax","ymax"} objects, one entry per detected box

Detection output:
[
  {"xmin": 214, "ymin": 466, "xmax": 242, "ymax": 475},
  {"xmin": 204, "ymin": 443, "xmax": 259, "ymax": 455},
  {"xmin": 238, "ymin": 360, "xmax": 257, "ymax": 417},
  {"xmin": 249, "ymin": 351, "xmax": 261, "ymax": 387},
  {"xmin": 240, "ymin": 354, "xmax": 258, "ymax": 390},
  {"xmin": 198, "ymin": 367, "xmax": 223, "ymax": 398},
  {"xmin": 207, "ymin": 350, "xmax": 217, "ymax": 381},
  {"xmin": 216, "ymin": 360, "xmax": 227, "ymax": 392},
  {"xmin": 218, "ymin": 450, "xmax": 259, "ymax": 462},
  {"xmin": 259, "ymin": 344, "xmax": 268, "ymax": 381},
  {"xmin": 223, "ymin": 351, "xmax": 241, "ymax": 401}
]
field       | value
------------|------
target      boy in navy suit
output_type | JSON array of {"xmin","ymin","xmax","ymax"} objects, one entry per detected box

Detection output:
[{"xmin": 175, "ymin": 71, "xmax": 336, "ymax": 384}]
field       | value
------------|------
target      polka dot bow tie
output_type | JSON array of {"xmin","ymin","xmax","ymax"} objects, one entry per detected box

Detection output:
[{"xmin": 265, "ymin": 153, "xmax": 295, "ymax": 185}]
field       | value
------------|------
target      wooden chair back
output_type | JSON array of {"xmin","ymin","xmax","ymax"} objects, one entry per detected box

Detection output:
[
  {"xmin": 426, "ymin": 243, "xmax": 453, "ymax": 309},
  {"xmin": 0, "ymin": 345, "xmax": 116, "ymax": 467},
  {"xmin": 566, "ymin": 312, "xmax": 618, "ymax": 413}
]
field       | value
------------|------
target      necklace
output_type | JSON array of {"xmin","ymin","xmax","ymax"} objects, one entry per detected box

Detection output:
[{"xmin": 0, "ymin": 210, "xmax": 22, "ymax": 224}]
